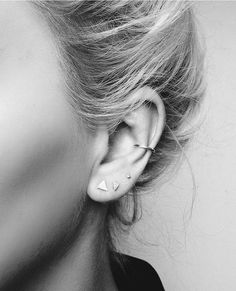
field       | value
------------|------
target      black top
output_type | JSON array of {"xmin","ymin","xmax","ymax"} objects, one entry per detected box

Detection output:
[{"xmin": 110, "ymin": 252, "xmax": 165, "ymax": 291}]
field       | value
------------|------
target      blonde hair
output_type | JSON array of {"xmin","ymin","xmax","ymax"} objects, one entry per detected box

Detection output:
[{"xmin": 34, "ymin": 0, "xmax": 205, "ymax": 250}]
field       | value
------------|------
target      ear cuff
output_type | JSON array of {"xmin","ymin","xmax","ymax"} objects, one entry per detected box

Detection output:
[{"xmin": 134, "ymin": 144, "xmax": 155, "ymax": 153}]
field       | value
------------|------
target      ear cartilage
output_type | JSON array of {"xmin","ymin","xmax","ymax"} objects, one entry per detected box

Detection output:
[
  {"xmin": 126, "ymin": 173, "xmax": 131, "ymax": 179},
  {"xmin": 97, "ymin": 180, "xmax": 108, "ymax": 191},
  {"xmin": 112, "ymin": 182, "xmax": 120, "ymax": 191}
]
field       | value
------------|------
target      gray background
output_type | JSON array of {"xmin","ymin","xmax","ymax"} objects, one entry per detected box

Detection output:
[{"xmin": 121, "ymin": 2, "xmax": 236, "ymax": 290}]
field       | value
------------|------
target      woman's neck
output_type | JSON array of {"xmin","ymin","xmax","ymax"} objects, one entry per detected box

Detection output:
[
  {"xmin": 11, "ymin": 206, "xmax": 119, "ymax": 291},
  {"xmin": 34, "ymin": 228, "xmax": 118, "ymax": 291}
]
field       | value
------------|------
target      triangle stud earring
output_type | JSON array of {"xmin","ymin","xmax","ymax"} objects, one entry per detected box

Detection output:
[
  {"xmin": 112, "ymin": 182, "xmax": 120, "ymax": 191},
  {"xmin": 97, "ymin": 180, "xmax": 108, "ymax": 191}
]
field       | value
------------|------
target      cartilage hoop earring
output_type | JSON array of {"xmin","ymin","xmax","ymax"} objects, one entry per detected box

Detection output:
[{"xmin": 134, "ymin": 144, "xmax": 155, "ymax": 153}]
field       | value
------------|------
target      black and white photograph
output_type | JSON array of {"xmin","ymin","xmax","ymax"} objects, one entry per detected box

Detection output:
[{"xmin": 0, "ymin": 1, "xmax": 234, "ymax": 290}]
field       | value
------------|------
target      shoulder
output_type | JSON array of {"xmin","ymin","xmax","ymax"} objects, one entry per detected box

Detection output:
[{"xmin": 110, "ymin": 252, "xmax": 165, "ymax": 291}]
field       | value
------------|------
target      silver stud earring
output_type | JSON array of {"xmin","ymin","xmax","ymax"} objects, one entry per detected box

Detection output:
[
  {"xmin": 97, "ymin": 180, "xmax": 108, "ymax": 191},
  {"xmin": 112, "ymin": 182, "xmax": 120, "ymax": 191},
  {"xmin": 126, "ymin": 173, "xmax": 131, "ymax": 179}
]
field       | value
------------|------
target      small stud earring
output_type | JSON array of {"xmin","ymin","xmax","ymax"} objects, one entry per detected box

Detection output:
[
  {"xmin": 112, "ymin": 182, "xmax": 120, "ymax": 191},
  {"xmin": 97, "ymin": 180, "xmax": 108, "ymax": 191},
  {"xmin": 126, "ymin": 173, "xmax": 131, "ymax": 179}
]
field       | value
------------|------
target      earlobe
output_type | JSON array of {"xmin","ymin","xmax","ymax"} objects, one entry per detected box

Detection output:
[
  {"xmin": 86, "ymin": 86, "xmax": 165, "ymax": 203},
  {"xmin": 87, "ymin": 156, "xmax": 136, "ymax": 202}
]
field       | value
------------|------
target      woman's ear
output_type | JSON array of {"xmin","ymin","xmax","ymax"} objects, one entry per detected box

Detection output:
[{"xmin": 87, "ymin": 86, "xmax": 166, "ymax": 202}]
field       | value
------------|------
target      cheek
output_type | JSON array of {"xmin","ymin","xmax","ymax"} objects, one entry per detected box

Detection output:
[
  {"xmin": 0, "ymin": 1, "xmax": 91, "ymax": 283},
  {"xmin": 0, "ymin": 83, "xmax": 90, "ymax": 281}
]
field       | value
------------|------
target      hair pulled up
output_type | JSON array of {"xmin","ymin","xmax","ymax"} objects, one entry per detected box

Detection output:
[{"xmin": 34, "ymin": 0, "xmax": 205, "ymax": 251}]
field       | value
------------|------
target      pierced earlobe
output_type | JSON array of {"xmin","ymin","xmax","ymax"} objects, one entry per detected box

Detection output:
[{"xmin": 97, "ymin": 180, "xmax": 108, "ymax": 191}]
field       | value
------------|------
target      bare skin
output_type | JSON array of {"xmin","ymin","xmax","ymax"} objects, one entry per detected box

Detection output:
[{"xmin": 0, "ymin": 2, "xmax": 165, "ymax": 291}]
